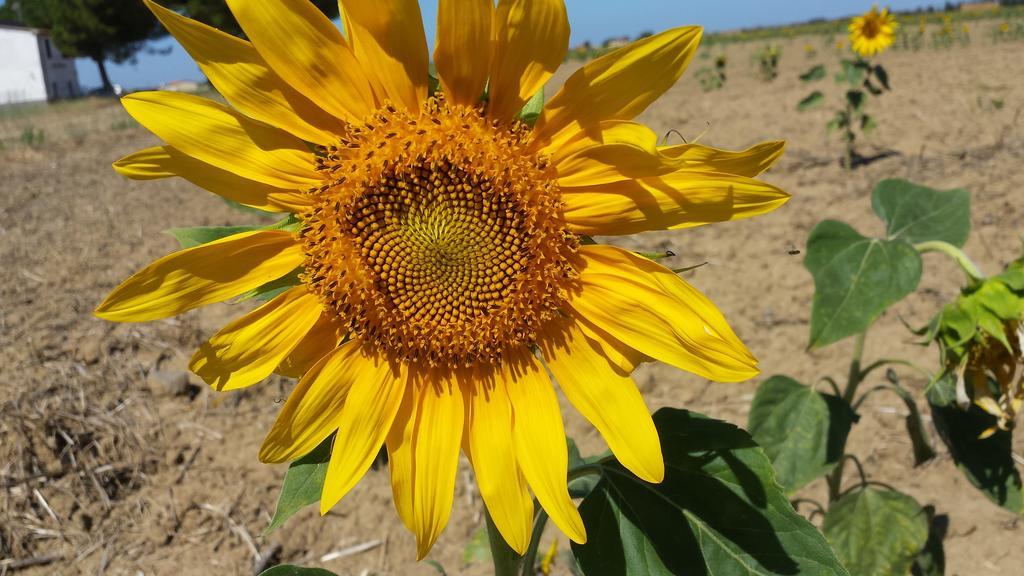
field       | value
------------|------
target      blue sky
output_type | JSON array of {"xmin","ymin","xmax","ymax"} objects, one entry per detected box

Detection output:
[{"xmin": 7, "ymin": 0, "xmax": 948, "ymax": 89}]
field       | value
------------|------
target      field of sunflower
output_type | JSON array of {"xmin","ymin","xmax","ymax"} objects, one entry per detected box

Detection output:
[{"xmin": 1, "ymin": 2, "xmax": 1023, "ymax": 575}]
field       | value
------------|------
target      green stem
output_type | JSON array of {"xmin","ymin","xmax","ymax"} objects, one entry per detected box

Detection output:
[
  {"xmin": 827, "ymin": 330, "xmax": 868, "ymax": 501},
  {"xmin": 914, "ymin": 240, "xmax": 985, "ymax": 283},
  {"xmin": 519, "ymin": 463, "xmax": 605, "ymax": 576},
  {"xmin": 486, "ymin": 510, "xmax": 523, "ymax": 576},
  {"xmin": 520, "ymin": 507, "xmax": 549, "ymax": 576},
  {"xmin": 843, "ymin": 331, "xmax": 867, "ymax": 404},
  {"xmin": 859, "ymin": 358, "xmax": 932, "ymax": 381}
]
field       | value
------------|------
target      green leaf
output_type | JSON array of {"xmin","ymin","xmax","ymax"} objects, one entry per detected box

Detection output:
[
  {"xmin": 572, "ymin": 409, "xmax": 850, "ymax": 576},
  {"xmin": 797, "ymin": 91, "xmax": 825, "ymax": 111},
  {"xmin": 748, "ymin": 376, "xmax": 854, "ymax": 493},
  {"xmin": 929, "ymin": 396, "xmax": 1024, "ymax": 515},
  {"xmin": 166, "ymin": 215, "xmax": 301, "ymax": 249},
  {"xmin": 567, "ymin": 437, "xmax": 605, "ymax": 499},
  {"xmin": 800, "ymin": 64, "xmax": 827, "ymax": 82},
  {"xmin": 822, "ymin": 488, "xmax": 929, "ymax": 576},
  {"xmin": 257, "ymin": 566, "xmax": 337, "ymax": 576},
  {"xmin": 424, "ymin": 560, "xmax": 448, "ymax": 575},
  {"xmin": 874, "ymin": 64, "xmax": 891, "ymax": 90},
  {"xmin": 236, "ymin": 268, "xmax": 304, "ymax": 303},
  {"xmin": 837, "ymin": 59, "xmax": 866, "ymax": 85},
  {"xmin": 517, "ymin": 87, "xmax": 545, "ymax": 126},
  {"xmin": 264, "ymin": 436, "xmax": 332, "ymax": 535},
  {"xmin": 845, "ymin": 90, "xmax": 865, "ymax": 111},
  {"xmin": 871, "ymin": 179, "xmax": 971, "ymax": 247},
  {"xmin": 166, "ymin": 224, "xmax": 262, "ymax": 249},
  {"xmin": 911, "ymin": 507, "xmax": 947, "ymax": 576},
  {"xmin": 462, "ymin": 525, "xmax": 492, "ymax": 565},
  {"xmin": 428, "ymin": 72, "xmax": 441, "ymax": 97},
  {"xmin": 860, "ymin": 114, "xmax": 877, "ymax": 133},
  {"xmin": 805, "ymin": 220, "xmax": 923, "ymax": 348}
]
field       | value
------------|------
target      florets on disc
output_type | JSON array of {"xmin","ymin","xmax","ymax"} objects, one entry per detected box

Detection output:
[{"xmin": 300, "ymin": 97, "xmax": 578, "ymax": 367}]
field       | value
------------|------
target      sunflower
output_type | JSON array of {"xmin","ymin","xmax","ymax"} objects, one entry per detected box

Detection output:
[
  {"xmin": 849, "ymin": 5, "xmax": 897, "ymax": 58},
  {"xmin": 97, "ymin": 0, "xmax": 789, "ymax": 558}
]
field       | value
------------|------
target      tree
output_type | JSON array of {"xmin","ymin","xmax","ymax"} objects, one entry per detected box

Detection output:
[
  {"xmin": 167, "ymin": 1, "xmax": 340, "ymax": 38},
  {"xmin": 5, "ymin": 0, "xmax": 163, "ymax": 92}
]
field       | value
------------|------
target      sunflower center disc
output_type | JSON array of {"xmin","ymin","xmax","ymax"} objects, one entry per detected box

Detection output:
[{"xmin": 301, "ymin": 98, "xmax": 578, "ymax": 367}]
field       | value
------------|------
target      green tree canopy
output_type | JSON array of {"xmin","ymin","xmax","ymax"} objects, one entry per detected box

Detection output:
[
  {"xmin": 3, "ymin": 0, "xmax": 162, "ymax": 91},
  {"xmin": 0, "ymin": 0, "xmax": 340, "ymax": 93},
  {"xmin": 167, "ymin": 1, "xmax": 340, "ymax": 37}
]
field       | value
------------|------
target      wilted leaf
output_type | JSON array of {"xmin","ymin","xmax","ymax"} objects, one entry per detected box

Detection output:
[
  {"xmin": 264, "ymin": 436, "xmax": 331, "ymax": 535},
  {"xmin": 871, "ymin": 179, "xmax": 971, "ymax": 247},
  {"xmin": 823, "ymin": 488, "xmax": 929, "ymax": 576},
  {"xmin": 805, "ymin": 221, "xmax": 922, "ymax": 348},
  {"xmin": 748, "ymin": 376, "xmax": 854, "ymax": 493},
  {"xmin": 572, "ymin": 409, "xmax": 849, "ymax": 575}
]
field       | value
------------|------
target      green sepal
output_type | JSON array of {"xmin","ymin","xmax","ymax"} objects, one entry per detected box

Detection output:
[{"xmin": 263, "ymin": 435, "xmax": 332, "ymax": 535}]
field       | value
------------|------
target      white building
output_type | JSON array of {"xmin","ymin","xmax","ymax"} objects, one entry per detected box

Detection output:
[{"xmin": 0, "ymin": 21, "xmax": 81, "ymax": 104}]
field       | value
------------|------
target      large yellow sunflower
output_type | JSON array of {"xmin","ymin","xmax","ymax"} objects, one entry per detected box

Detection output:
[
  {"xmin": 849, "ymin": 5, "xmax": 898, "ymax": 58},
  {"xmin": 97, "ymin": 0, "xmax": 789, "ymax": 558}
]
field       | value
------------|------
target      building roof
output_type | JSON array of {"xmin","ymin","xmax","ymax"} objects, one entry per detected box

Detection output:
[{"xmin": 0, "ymin": 19, "xmax": 42, "ymax": 33}]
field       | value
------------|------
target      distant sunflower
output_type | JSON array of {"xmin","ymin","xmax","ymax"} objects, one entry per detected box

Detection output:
[
  {"xmin": 849, "ymin": 5, "xmax": 898, "ymax": 57},
  {"xmin": 98, "ymin": 0, "xmax": 789, "ymax": 558}
]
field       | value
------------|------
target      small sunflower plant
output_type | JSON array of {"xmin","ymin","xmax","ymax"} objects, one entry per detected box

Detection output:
[
  {"xmin": 797, "ymin": 5, "xmax": 896, "ymax": 168},
  {"xmin": 95, "ymin": 0, "xmax": 853, "ymax": 574},
  {"xmin": 748, "ymin": 178, "xmax": 1023, "ymax": 573}
]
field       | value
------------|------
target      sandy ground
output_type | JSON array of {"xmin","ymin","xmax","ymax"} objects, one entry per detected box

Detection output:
[{"xmin": 2, "ymin": 31, "xmax": 1023, "ymax": 576}]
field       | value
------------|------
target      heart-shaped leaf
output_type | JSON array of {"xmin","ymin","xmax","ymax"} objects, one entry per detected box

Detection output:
[
  {"xmin": 823, "ymin": 488, "xmax": 929, "ymax": 576},
  {"xmin": 806, "ymin": 220, "xmax": 922, "ymax": 348},
  {"xmin": 572, "ymin": 409, "xmax": 849, "ymax": 575},
  {"xmin": 748, "ymin": 376, "xmax": 854, "ymax": 493},
  {"xmin": 871, "ymin": 179, "xmax": 971, "ymax": 247}
]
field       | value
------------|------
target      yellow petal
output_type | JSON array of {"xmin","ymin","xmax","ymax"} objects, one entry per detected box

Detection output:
[
  {"xmin": 113, "ymin": 146, "xmax": 310, "ymax": 213},
  {"xmin": 539, "ymin": 321, "xmax": 664, "ymax": 483},
  {"xmin": 504, "ymin": 348, "xmax": 586, "ymax": 544},
  {"xmin": 568, "ymin": 245, "xmax": 758, "ymax": 382},
  {"xmin": 489, "ymin": 0, "xmax": 569, "ymax": 121},
  {"xmin": 190, "ymin": 286, "xmax": 323, "ymax": 391},
  {"xmin": 121, "ymin": 92, "xmax": 319, "ymax": 189},
  {"xmin": 562, "ymin": 170, "xmax": 790, "ymax": 236},
  {"xmin": 95, "ymin": 230, "xmax": 303, "ymax": 323},
  {"xmin": 386, "ymin": 368, "xmax": 465, "ymax": 560},
  {"xmin": 534, "ymin": 26, "xmax": 702, "ymax": 151},
  {"xmin": 144, "ymin": 0, "xmax": 342, "ymax": 144},
  {"xmin": 553, "ymin": 121, "xmax": 683, "ymax": 187},
  {"xmin": 659, "ymin": 140, "xmax": 786, "ymax": 178},
  {"xmin": 260, "ymin": 340, "xmax": 361, "ymax": 463},
  {"xmin": 276, "ymin": 314, "xmax": 346, "ymax": 379},
  {"xmin": 225, "ymin": 0, "xmax": 375, "ymax": 123},
  {"xmin": 341, "ymin": 0, "xmax": 428, "ymax": 112},
  {"xmin": 321, "ymin": 347, "xmax": 406, "ymax": 514},
  {"xmin": 574, "ymin": 314, "xmax": 649, "ymax": 375},
  {"xmin": 435, "ymin": 0, "xmax": 493, "ymax": 105},
  {"xmin": 464, "ymin": 367, "xmax": 533, "ymax": 555}
]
